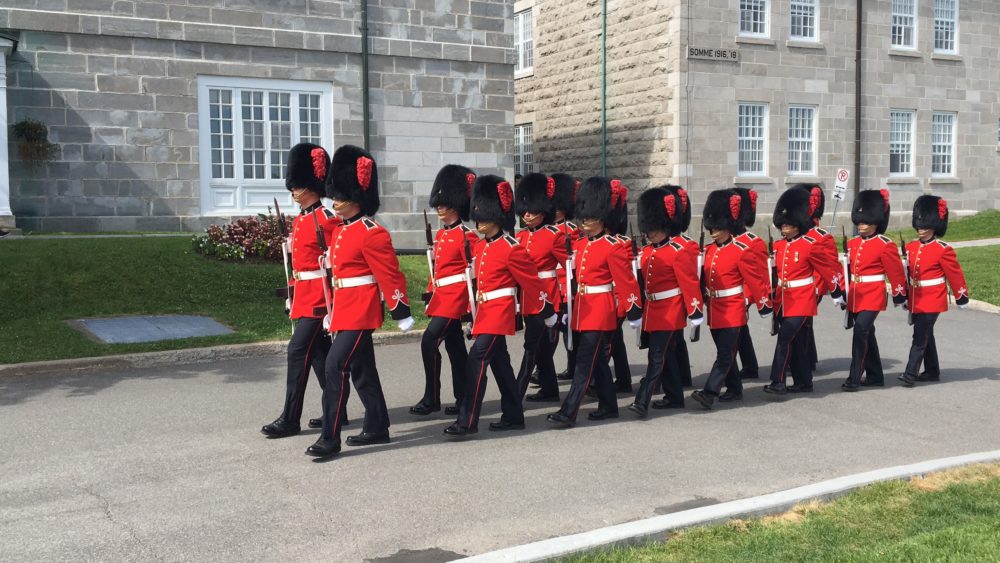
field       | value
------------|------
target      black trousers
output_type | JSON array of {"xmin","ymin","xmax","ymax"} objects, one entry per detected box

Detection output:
[
  {"xmin": 905, "ymin": 312, "xmax": 940, "ymax": 377},
  {"xmin": 456, "ymin": 335, "xmax": 523, "ymax": 431},
  {"xmin": 847, "ymin": 311, "xmax": 883, "ymax": 384},
  {"xmin": 564, "ymin": 329, "xmax": 581, "ymax": 376},
  {"xmin": 634, "ymin": 330, "xmax": 682, "ymax": 408},
  {"xmin": 703, "ymin": 327, "xmax": 743, "ymax": 395},
  {"xmin": 609, "ymin": 321, "xmax": 632, "ymax": 387},
  {"xmin": 769, "ymin": 316, "xmax": 811, "ymax": 386},
  {"xmin": 516, "ymin": 315, "xmax": 558, "ymax": 398},
  {"xmin": 280, "ymin": 317, "xmax": 329, "ymax": 425},
  {"xmin": 321, "ymin": 329, "xmax": 389, "ymax": 442},
  {"xmin": 559, "ymin": 331, "xmax": 617, "ymax": 420},
  {"xmin": 735, "ymin": 324, "xmax": 759, "ymax": 377},
  {"xmin": 419, "ymin": 316, "xmax": 467, "ymax": 408}
]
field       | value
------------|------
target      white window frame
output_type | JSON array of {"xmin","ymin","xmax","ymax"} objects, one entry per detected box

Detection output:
[
  {"xmin": 514, "ymin": 9, "xmax": 534, "ymax": 77},
  {"xmin": 789, "ymin": 0, "xmax": 818, "ymax": 42},
  {"xmin": 931, "ymin": 112, "xmax": 956, "ymax": 177},
  {"xmin": 196, "ymin": 76, "xmax": 334, "ymax": 215},
  {"xmin": 787, "ymin": 105, "xmax": 817, "ymax": 176},
  {"xmin": 739, "ymin": 0, "xmax": 769, "ymax": 37},
  {"xmin": 514, "ymin": 123, "xmax": 534, "ymax": 176},
  {"xmin": 737, "ymin": 102, "xmax": 769, "ymax": 176},
  {"xmin": 891, "ymin": 0, "xmax": 917, "ymax": 50},
  {"xmin": 933, "ymin": 0, "xmax": 959, "ymax": 54},
  {"xmin": 889, "ymin": 110, "xmax": 915, "ymax": 177}
]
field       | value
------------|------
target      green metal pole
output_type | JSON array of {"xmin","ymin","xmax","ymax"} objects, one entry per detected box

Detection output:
[
  {"xmin": 361, "ymin": 0, "xmax": 371, "ymax": 151},
  {"xmin": 600, "ymin": 0, "xmax": 607, "ymax": 176}
]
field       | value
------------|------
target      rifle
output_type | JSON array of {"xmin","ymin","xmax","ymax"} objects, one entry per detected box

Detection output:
[
  {"xmin": 691, "ymin": 218, "xmax": 706, "ymax": 342},
  {"xmin": 422, "ymin": 210, "xmax": 435, "ymax": 279},
  {"xmin": 272, "ymin": 198, "xmax": 294, "ymax": 330},
  {"xmin": 564, "ymin": 227, "xmax": 574, "ymax": 351},
  {"xmin": 841, "ymin": 226, "xmax": 853, "ymax": 330},
  {"xmin": 312, "ymin": 211, "xmax": 335, "ymax": 335},
  {"xmin": 898, "ymin": 231, "xmax": 913, "ymax": 325},
  {"xmin": 629, "ymin": 225, "xmax": 642, "ymax": 347},
  {"xmin": 767, "ymin": 228, "xmax": 779, "ymax": 336},
  {"xmin": 464, "ymin": 235, "xmax": 477, "ymax": 324}
]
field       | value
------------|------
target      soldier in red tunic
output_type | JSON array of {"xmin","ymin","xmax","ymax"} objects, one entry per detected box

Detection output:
[
  {"xmin": 731, "ymin": 187, "xmax": 766, "ymax": 380},
  {"xmin": 551, "ymin": 173, "xmax": 583, "ymax": 382},
  {"xmin": 898, "ymin": 195, "xmax": 970, "ymax": 387},
  {"xmin": 305, "ymin": 146, "xmax": 414, "ymax": 458},
  {"xmin": 763, "ymin": 187, "xmax": 841, "ymax": 395},
  {"xmin": 261, "ymin": 143, "xmax": 339, "ymax": 438},
  {"xmin": 690, "ymin": 189, "xmax": 772, "ymax": 409},
  {"xmin": 443, "ymin": 176, "xmax": 555, "ymax": 437},
  {"xmin": 547, "ymin": 177, "xmax": 642, "ymax": 427},
  {"xmin": 842, "ymin": 189, "xmax": 907, "ymax": 392},
  {"xmin": 607, "ymin": 182, "xmax": 635, "ymax": 393},
  {"xmin": 628, "ymin": 187, "xmax": 703, "ymax": 417},
  {"xmin": 513, "ymin": 173, "xmax": 568, "ymax": 402},
  {"xmin": 410, "ymin": 165, "xmax": 479, "ymax": 417}
]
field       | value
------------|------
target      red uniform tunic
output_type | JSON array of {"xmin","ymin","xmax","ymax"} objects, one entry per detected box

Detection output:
[
  {"xmin": 905, "ymin": 238, "xmax": 969, "ymax": 314},
  {"xmin": 846, "ymin": 234, "xmax": 907, "ymax": 313},
  {"xmin": 572, "ymin": 234, "xmax": 642, "ymax": 332},
  {"xmin": 326, "ymin": 215, "xmax": 410, "ymax": 331},
  {"xmin": 805, "ymin": 227, "xmax": 841, "ymax": 294},
  {"xmin": 554, "ymin": 220, "xmax": 582, "ymax": 306},
  {"xmin": 639, "ymin": 239, "xmax": 702, "ymax": 332},
  {"xmin": 424, "ymin": 222, "xmax": 480, "ymax": 320},
  {"xmin": 773, "ymin": 234, "xmax": 838, "ymax": 317},
  {"xmin": 288, "ymin": 203, "xmax": 340, "ymax": 319},
  {"xmin": 472, "ymin": 233, "xmax": 548, "ymax": 336},
  {"xmin": 703, "ymin": 238, "xmax": 770, "ymax": 329},
  {"xmin": 734, "ymin": 231, "xmax": 771, "ymax": 304},
  {"xmin": 516, "ymin": 224, "xmax": 568, "ymax": 310}
]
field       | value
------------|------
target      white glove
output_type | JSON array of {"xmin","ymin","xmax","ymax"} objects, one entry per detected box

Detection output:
[
  {"xmin": 832, "ymin": 295, "xmax": 846, "ymax": 307},
  {"xmin": 688, "ymin": 316, "xmax": 704, "ymax": 327},
  {"xmin": 759, "ymin": 310, "xmax": 773, "ymax": 319},
  {"xmin": 544, "ymin": 314, "xmax": 558, "ymax": 328},
  {"xmin": 464, "ymin": 322, "xmax": 473, "ymax": 338},
  {"xmin": 397, "ymin": 316, "xmax": 415, "ymax": 333},
  {"xmin": 958, "ymin": 303, "xmax": 968, "ymax": 309},
  {"xmin": 628, "ymin": 318, "xmax": 642, "ymax": 329},
  {"xmin": 284, "ymin": 298, "xmax": 291, "ymax": 314},
  {"xmin": 322, "ymin": 314, "xmax": 331, "ymax": 331},
  {"xmin": 561, "ymin": 313, "xmax": 568, "ymax": 325}
]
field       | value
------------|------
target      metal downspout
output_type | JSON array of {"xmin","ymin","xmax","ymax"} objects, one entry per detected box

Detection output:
[
  {"xmin": 600, "ymin": 0, "xmax": 607, "ymax": 176},
  {"xmin": 361, "ymin": 0, "xmax": 371, "ymax": 151},
  {"xmin": 853, "ymin": 0, "xmax": 863, "ymax": 200}
]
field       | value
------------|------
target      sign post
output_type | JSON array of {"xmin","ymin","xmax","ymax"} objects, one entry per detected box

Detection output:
[{"xmin": 830, "ymin": 168, "xmax": 850, "ymax": 230}]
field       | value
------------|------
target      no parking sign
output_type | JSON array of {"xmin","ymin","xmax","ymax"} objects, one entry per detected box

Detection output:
[{"xmin": 833, "ymin": 169, "xmax": 850, "ymax": 201}]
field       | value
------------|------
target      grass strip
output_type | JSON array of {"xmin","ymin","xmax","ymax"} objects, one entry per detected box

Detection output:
[{"xmin": 955, "ymin": 245, "xmax": 1000, "ymax": 307}]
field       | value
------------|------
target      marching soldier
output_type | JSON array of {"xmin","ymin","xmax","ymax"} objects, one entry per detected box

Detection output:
[
  {"xmin": 607, "ymin": 182, "xmax": 635, "ymax": 393},
  {"xmin": 444, "ymin": 176, "xmax": 555, "ymax": 437},
  {"xmin": 659, "ymin": 184, "xmax": 697, "ymax": 395},
  {"xmin": 791, "ymin": 184, "xmax": 839, "ymax": 372},
  {"xmin": 628, "ymin": 187, "xmax": 703, "ymax": 417},
  {"xmin": 410, "ymin": 165, "xmax": 479, "ymax": 417},
  {"xmin": 842, "ymin": 189, "xmax": 907, "ymax": 392},
  {"xmin": 552, "ymin": 173, "xmax": 583, "ymax": 382},
  {"xmin": 261, "ymin": 143, "xmax": 339, "ymax": 438},
  {"xmin": 763, "ymin": 187, "xmax": 840, "ymax": 394},
  {"xmin": 547, "ymin": 177, "xmax": 642, "ymax": 427},
  {"xmin": 306, "ymin": 146, "xmax": 415, "ymax": 458},
  {"xmin": 898, "ymin": 195, "xmax": 970, "ymax": 387},
  {"xmin": 513, "ymin": 173, "xmax": 568, "ymax": 402},
  {"xmin": 732, "ymin": 187, "xmax": 765, "ymax": 380},
  {"xmin": 690, "ymin": 189, "xmax": 772, "ymax": 409}
]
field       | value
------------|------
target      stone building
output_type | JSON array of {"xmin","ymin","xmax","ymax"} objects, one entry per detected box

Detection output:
[
  {"xmin": 1, "ymin": 1, "xmax": 515, "ymax": 247},
  {"xmin": 514, "ymin": 0, "xmax": 1000, "ymax": 225}
]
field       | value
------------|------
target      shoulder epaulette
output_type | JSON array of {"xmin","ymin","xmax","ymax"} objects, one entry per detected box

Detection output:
[
  {"xmin": 669, "ymin": 241, "xmax": 683, "ymax": 251},
  {"xmin": 877, "ymin": 234, "xmax": 891, "ymax": 243},
  {"xmin": 680, "ymin": 234, "xmax": 693, "ymax": 242},
  {"xmin": 545, "ymin": 225, "xmax": 560, "ymax": 234},
  {"xmin": 321, "ymin": 208, "xmax": 335, "ymax": 219},
  {"xmin": 733, "ymin": 240, "xmax": 748, "ymax": 250},
  {"xmin": 567, "ymin": 221, "xmax": 578, "ymax": 230},
  {"xmin": 503, "ymin": 235, "xmax": 518, "ymax": 246},
  {"xmin": 460, "ymin": 224, "xmax": 473, "ymax": 232},
  {"xmin": 814, "ymin": 228, "xmax": 828, "ymax": 237},
  {"xmin": 745, "ymin": 232, "xmax": 759, "ymax": 240},
  {"xmin": 603, "ymin": 234, "xmax": 618, "ymax": 244},
  {"xmin": 362, "ymin": 217, "xmax": 379, "ymax": 231},
  {"xmin": 936, "ymin": 239, "xmax": 950, "ymax": 248},
  {"xmin": 803, "ymin": 235, "xmax": 816, "ymax": 244}
]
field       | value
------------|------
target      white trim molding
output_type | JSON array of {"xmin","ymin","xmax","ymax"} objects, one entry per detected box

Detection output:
[{"xmin": 0, "ymin": 38, "xmax": 16, "ymax": 229}]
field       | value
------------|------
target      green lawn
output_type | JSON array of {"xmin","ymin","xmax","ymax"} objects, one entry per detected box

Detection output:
[
  {"xmin": 567, "ymin": 464, "xmax": 1000, "ymax": 562},
  {"xmin": 898, "ymin": 208, "xmax": 1000, "ymax": 243},
  {"xmin": 0, "ymin": 237, "xmax": 430, "ymax": 364},
  {"xmin": 956, "ymin": 245, "xmax": 1000, "ymax": 307}
]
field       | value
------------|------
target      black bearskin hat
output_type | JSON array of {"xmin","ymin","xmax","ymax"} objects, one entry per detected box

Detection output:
[
  {"xmin": 574, "ymin": 176, "xmax": 613, "ymax": 224},
  {"xmin": 285, "ymin": 143, "xmax": 329, "ymax": 195},
  {"xmin": 551, "ymin": 173, "xmax": 578, "ymax": 219},
  {"xmin": 471, "ymin": 175, "xmax": 516, "ymax": 233},
  {"xmin": 852, "ymin": 189, "xmax": 891, "ymax": 234},
  {"xmin": 663, "ymin": 184, "xmax": 692, "ymax": 232},
  {"xmin": 912, "ymin": 194, "xmax": 949, "ymax": 237},
  {"xmin": 703, "ymin": 188, "xmax": 744, "ymax": 233},
  {"xmin": 609, "ymin": 180, "xmax": 629, "ymax": 236},
  {"xmin": 327, "ymin": 145, "xmax": 380, "ymax": 216},
  {"xmin": 772, "ymin": 187, "xmax": 815, "ymax": 232},
  {"xmin": 638, "ymin": 187, "xmax": 684, "ymax": 237},
  {"xmin": 732, "ymin": 187, "xmax": 758, "ymax": 229},
  {"xmin": 789, "ymin": 183, "xmax": 826, "ymax": 225},
  {"xmin": 429, "ymin": 164, "xmax": 475, "ymax": 221},
  {"xmin": 514, "ymin": 172, "xmax": 555, "ymax": 224}
]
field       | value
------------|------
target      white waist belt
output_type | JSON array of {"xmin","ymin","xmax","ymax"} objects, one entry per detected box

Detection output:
[
  {"xmin": 293, "ymin": 269, "xmax": 324, "ymax": 281},
  {"xmin": 434, "ymin": 273, "xmax": 467, "ymax": 287},
  {"xmin": 478, "ymin": 287, "xmax": 517, "ymax": 303},
  {"xmin": 647, "ymin": 287, "xmax": 681, "ymax": 301},
  {"xmin": 912, "ymin": 276, "xmax": 945, "ymax": 288},
  {"xmin": 537, "ymin": 270, "xmax": 558, "ymax": 279},
  {"xmin": 852, "ymin": 274, "xmax": 886, "ymax": 283},
  {"xmin": 781, "ymin": 276, "xmax": 814, "ymax": 289},
  {"xmin": 332, "ymin": 274, "xmax": 376, "ymax": 289},
  {"xmin": 579, "ymin": 284, "xmax": 613, "ymax": 294},
  {"xmin": 709, "ymin": 285, "xmax": 744, "ymax": 298}
]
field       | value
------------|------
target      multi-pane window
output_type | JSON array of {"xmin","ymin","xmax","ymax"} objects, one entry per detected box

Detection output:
[
  {"xmin": 931, "ymin": 112, "xmax": 955, "ymax": 176},
  {"xmin": 889, "ymin": 110, "xmax": 915, "ymax": 176},
  {"xmin": 891, "ymin": 0, "xmax": 916, "ymax": 48},
  {"xmin": 738, "ymin": 103, "xmax": 768, "ymax": 175},
  {"xmin": 208, "ymin": 89, "xmax": 234, "ymax": 179},
  {"xmin": 514, "ymin": 124, "xmax": 534, "ymax": 176},
  {"xmin": 787, "ymin": 106, "xmax": 816, "ymax": 175},
  {"xmin": 934, "ymin": 0, "xmax": 958, "ymax": 53},
  {"xmin": 514, "ymin": 10, "xmax": 534, "ymax": 74},
  {"xmin": 790, "ymin": 0, "xmax": 817, "ymax": 40},
  {"xmin": 740, "ymin": 0, "xmax": 768, "ymax": 36}
]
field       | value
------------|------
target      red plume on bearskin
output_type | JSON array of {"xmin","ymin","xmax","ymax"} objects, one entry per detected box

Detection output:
[
  {"xmin": 729, "ymin": 194, "xmax": 741, "ymax": 220},
  {"xmin": 471, "ymin": 175, "xmax": 516, "ymax": 232},
  {"xmin": 546, "ymin": 177, "xmax": 556, "ymax": 199},
  {"xmin": 664, "ymin": 194, "xmax": 676, "ymax": 219},
  {"xmin": 938, "ymin": 199, "xmax": 948, "ymax": 219},
  {"xmin": 749, "ymin": 189, "xmax": 758, "ymax": 212},
  {"xmin": 808, "ymin": 189, "xmax": 820, "ymax": 218},
  {"xmin": 310, "ymin": 148, "xmax": 327, "ymax": 181},
  {"xmin": 356, "ymin": 156, "xmax": 373, "ymax": 190},
  {"xmin": 879, "ymin": 188, "xmax": 890, "ymax": 213},
  {"xmin": 430, "ymin": 164, "xmax": 474, "ymax": 221},
  {"xmin": 466, "ymin": 173, "xmax": 476, "ymax": 196},
  {"xmin": 328, "ymin": 144, "xmax": 380, "ymax": 215},
  {"xmin": 550, "ymin": 173, "xmax": 578, "ymax": 218},
  {"xmin": 912, "ymin": 194, "xmax": 949, "ymax": 237},
  {"xmin": 514, "ymin": 172, "xmax": 555, "ymax": 222},
  {"xmin": 497, "ymin": 181, "xmax": 513, "ymax": 212},
  {"xmin": 677, "ymin": 188, "xmax": 689, "ymax": 212},
  {"xmin": 704, "ymin": 189, "xmax": 743, "ymax": 233},
  {"xmin": 286, "ymin": 143, "xmax": 328, "ymax": 195},
  {"xmin": 639, "ymin": 187, "xmax": 681, "ymax": 236},
  {"xmin": 852, "ymin": 189, "xmax": 890, "ymax": 235}
]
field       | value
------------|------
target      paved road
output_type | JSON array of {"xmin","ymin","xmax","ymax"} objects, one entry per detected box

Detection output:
[{"xmin": 2, "ymin": 306, "xmax": 999, "ymax": 562}]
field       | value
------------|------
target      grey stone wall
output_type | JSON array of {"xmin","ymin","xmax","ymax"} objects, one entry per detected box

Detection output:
[{"xmin": 3, "ymin": 1, "xmax": 515, "ymax": 248}]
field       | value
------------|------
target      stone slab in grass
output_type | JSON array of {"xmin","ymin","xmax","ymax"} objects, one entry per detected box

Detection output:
[{"xmin": 74, "ymin": 315, "xmax": 233, "ymax": 344}]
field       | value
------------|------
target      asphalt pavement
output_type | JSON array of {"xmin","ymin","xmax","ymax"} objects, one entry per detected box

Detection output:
[{"xmin": 2, "ymin": 305, "xmax": 998, "ymax": 561}]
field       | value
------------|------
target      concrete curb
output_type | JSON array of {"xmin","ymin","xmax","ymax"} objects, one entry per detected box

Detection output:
[
  {"xmin": 459, "ymin": 449, "xmax": 1000, "ymax": 562},
  {"xmin": 965, "ymin": 299, "xmax": 1000, "ymax": 315},
  {"xmin": 0, "ymin": 330, "xmax": 424, "ymax": 378}
]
